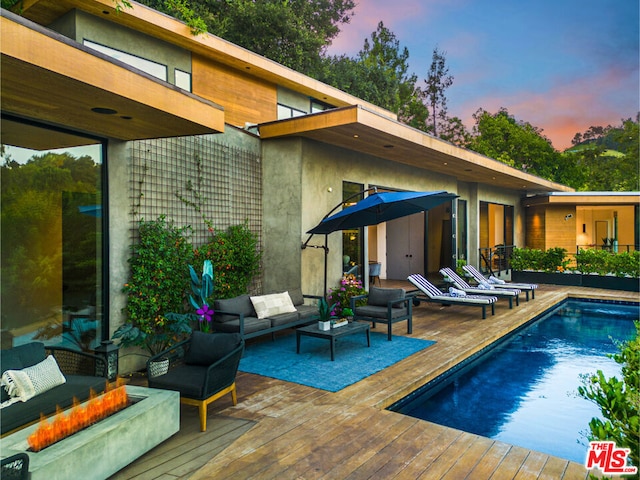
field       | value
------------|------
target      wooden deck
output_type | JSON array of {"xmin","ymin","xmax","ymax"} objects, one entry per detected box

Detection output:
[{"xmin": 111, "ymin": 283, "xmax": 638, "ymax": 479}]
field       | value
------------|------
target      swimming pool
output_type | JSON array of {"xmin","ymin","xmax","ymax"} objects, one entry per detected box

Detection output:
[{"xmin": 389, "ymin": 299, "xmax": 638, "ymax": 464}]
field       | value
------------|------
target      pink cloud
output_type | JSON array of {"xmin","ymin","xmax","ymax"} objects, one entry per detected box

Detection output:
[
  {"xmin": 456, "ymin": 66, "xmax": 637, "ymax": 151},
  {"xmin": 328, "ymin": 0, "xmax": 433, "ymax": 55}
]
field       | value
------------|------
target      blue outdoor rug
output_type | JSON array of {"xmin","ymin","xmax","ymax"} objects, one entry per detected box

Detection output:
[{"xmin": 239, "ymin": 331, "xmax": 435, "ymax": 392}]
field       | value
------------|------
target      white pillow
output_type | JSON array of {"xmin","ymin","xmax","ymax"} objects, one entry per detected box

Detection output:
[
  {"xmin": 1, "ymin": 355, "xmax": 66, "ymax": 408},
  {"xmin": 250, "ymin": 292, "xmax": 297, "ymax": 319}
]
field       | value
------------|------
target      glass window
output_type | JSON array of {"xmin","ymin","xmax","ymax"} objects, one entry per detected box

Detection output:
[
  {"xmin": 277, "ymin": 103, "xmax": 306, "ymax": 120},
  {"xmin": 311, "ymin": 100, "xmax": 332, "ymax": 113},
  {"xmin": 342, "ymin": 182, "xmax": 364, "ymax": 279},
  {"xmin": 175, "ymin": 68, "xmax": 191, "ymax": 92},
  {"xmin": 1, "ymin": 117, "xmax": 105, "ymax": 352},
  {"xmin": 84, "ymin": 39, "xmax": 168, "ymax": 82}
]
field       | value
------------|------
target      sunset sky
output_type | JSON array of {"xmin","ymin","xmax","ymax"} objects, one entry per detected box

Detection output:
[{"xmin": 326, "ymin": 0, "xmax": 639, "ymax": 150}]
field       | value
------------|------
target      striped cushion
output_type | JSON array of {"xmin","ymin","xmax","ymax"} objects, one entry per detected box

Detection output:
[{"xmin": 408, "ymin": 274, "xmax": 497, "ymax": 305}]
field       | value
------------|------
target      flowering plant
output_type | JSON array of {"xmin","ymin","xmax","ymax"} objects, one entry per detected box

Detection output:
[
  {"xmin": 189, "ymin": 260, "xmax": 215, "ymax": 333},
  {"xmin": 326, "ymin": 274, "xmax": 367, "ymax": 316}
]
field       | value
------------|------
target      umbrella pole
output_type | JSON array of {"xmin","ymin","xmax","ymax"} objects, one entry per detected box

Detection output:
[{"xmin": 324, "ymin": 234, "xmax": 328, "ymax": 298}]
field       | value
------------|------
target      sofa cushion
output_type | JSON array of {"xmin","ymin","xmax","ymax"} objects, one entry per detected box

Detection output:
[
  {"xmin": 287, "ymin": 288, "xmax": 305, "ymax": 306},
  {"xmin": 212, "ymin": 317, "xmax": 270, "ymax": 334},
  {"xmin": 295, "ymin": 304, "xmax": 319, "ymax": 319},
  {"xmin": 269, "ymin": 311, "xmax": 300, "ymax": 328},
  {"xmin": 1, "ymin": 355, "xmax": 66, "ymax": 406},
  {"xmin": 368, "ymin": 287, "xmax": 405, "ymax": 307},
  {"xmin": 185, "ymin": 332, "xmax": 242, "ymax": 366},
  {"xmin": 214, "ymin": 295, "xmax": 255, "ymax": 323},
  {"xmin": 356, "ymin": 305, "xmax": 408, "ymax": 319},
  {"xmin": 250, "ymin": 292, "xmax": 297, "ymax": 319}
]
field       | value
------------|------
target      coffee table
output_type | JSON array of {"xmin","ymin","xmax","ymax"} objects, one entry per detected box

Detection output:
[{"xmin": 296, "ymin": 321, "xmax": 370, "ymax": 361}]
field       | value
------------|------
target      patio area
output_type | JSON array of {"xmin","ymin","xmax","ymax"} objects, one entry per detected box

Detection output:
[{"xmin": 111, "ymin": 282, "xmax": 638, "ymax": 479}]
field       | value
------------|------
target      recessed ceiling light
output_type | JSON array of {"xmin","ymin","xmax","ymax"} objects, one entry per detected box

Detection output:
[
  {"xmin": 383, "ymin": 144, "xmax": 394, "ymax": 148},
  {"xmin": 91, "ymin": 107, "xmax": 117, "ymax": 115},
  {"xmin": 443, "ymin": 162, "xmax": 448, "ymax": 166},
  {"xmin": 353, "ymin": 134, "xmax": 359, "ymax": 138}
]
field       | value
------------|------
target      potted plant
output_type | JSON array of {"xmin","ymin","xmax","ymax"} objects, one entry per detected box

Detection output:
[
  {"xmin": 318, "ymin": 297, "xmax": 336, "ymax": 331},
  {"xmin": 326, "ymin": 274, "xmax": 367, "ymax": 317}
]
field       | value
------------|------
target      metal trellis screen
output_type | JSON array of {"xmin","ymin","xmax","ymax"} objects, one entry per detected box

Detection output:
[{"xmin": 129, "ymin": 135, "xmax": 263, "ymax": 288}]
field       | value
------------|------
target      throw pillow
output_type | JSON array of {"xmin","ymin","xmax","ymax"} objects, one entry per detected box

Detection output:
[
  {"xmin": 250, "ymin": 292, "xmax": 297, "ymax": 319},
  {"xmin": 1, "ymin": 355, "xmax": 66, "ymax": 408}
]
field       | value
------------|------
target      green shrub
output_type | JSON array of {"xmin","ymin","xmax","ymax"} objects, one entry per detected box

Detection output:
[
  {"xmin": 194, "ymin": 221, "xmax": 262, "ymax": 299},
  {"xmin": 511, "ymin": 247, "xmax": 567, "ymax": 272},
  {"xmin": 578, "ymin": 321, "xmax": 639, "ymax": 470},
  {"xmin": 577, "ymin": 249, "xmax": 640, "ymax": 277},
  {"xmin": 114, "ymin": 216, "xmax": 194, "ymax": 355}
]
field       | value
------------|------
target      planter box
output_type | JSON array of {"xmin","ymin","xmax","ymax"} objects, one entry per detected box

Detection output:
[
  {"xmin": 512, "ymin": 271, "xmax": 639, "ymax": 292},
  {"xmin": 581, "ymin": 274, "xmax": 639, "ymax": 292}
]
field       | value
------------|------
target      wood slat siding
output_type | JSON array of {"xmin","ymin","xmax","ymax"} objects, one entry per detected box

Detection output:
[
  {"xmin": 114, "ymin": 283, "xmax": 636, "ymax": 479},
  {"xmin": 192, "ymin": 53, "xmax": 277, "ymax": 127}
]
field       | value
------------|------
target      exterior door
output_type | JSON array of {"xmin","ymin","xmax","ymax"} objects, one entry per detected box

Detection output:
[{"xmin": 386, "ymin": 213, "xmax": 425, "ymax": 279}]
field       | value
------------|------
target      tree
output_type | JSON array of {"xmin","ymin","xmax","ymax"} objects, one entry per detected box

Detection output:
[
  {"xmin": 318, "ymin": 22, "xmax": 429, "ymax": 130},
  {"xmin": 567, "ymin": 116, "xmax": 639, "ymax": 191},
  {"xmin": 468, "ymin": 108, "xmax": 577, "ymax": 184},
  {"xmin": 138, "ymin": 0, "xmax": 355, "ymax": 75},
  {"xmin": 422, "ymin": 47, "xmax": 453, "ymax": 137}
]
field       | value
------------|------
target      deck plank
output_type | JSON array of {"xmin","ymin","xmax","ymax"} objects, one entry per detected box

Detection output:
[{"xmin": 112, "ymin": 284, "xmax": 636, "ymax": 479}]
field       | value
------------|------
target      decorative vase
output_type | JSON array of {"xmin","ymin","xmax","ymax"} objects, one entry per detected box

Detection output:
[
  {"xmin": 149, "ymin": 358, "xmax": 169, "ymax": 378},
  {"xmin": 318, "ymin": 320, "xmax": 331, "ymax": 331}
]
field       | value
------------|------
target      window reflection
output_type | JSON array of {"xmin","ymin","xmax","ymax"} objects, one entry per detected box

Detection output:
[{"xmin": 1, "ymin": 122, "xmax": 103, "ymax": 351}]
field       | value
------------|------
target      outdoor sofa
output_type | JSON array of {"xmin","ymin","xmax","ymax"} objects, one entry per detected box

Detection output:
[
  {"xmin": 212, "ymin": 288, "xmax": 321, "ymax": 341},
  {"xmin": 1, "ymin": 342, "xmax": 108, "ymax": 436}
]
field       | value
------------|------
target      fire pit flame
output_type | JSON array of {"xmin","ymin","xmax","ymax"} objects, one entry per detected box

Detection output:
[{"xmin": 28, "ymin": 379, "xmax": 128, "ymax": 452}]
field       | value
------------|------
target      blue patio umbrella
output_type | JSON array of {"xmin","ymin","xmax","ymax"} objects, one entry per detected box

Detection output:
[
  {"xmin": 304, "ymin": 190, "xmax": 458, "ymax": 295},
  {"xmin": 307, "ymin": 190, "xmax": 458, "ymax": 235}
]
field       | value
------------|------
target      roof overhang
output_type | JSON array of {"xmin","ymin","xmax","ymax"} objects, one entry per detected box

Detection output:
[
  {"xmin": 13, "ymin": 0, "xmax": 394, "ymax": 121},
  {"xmin": 523, "ymin": 192, "xmax": 640, "ymax": 207},
  {"xmin": 258, "ymin": 106, "xmax": 573, "ymax": 194},
  {"xmin": 1, "ymin": 9, "xmax": 225, "ymax": 149}
]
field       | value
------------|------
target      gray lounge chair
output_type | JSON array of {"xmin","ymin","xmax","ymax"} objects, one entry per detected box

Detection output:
[
  {"xmin": 407, "ymin": 274, "xmax": 497, "ymax": 319},
  {"xmin": 439, "ymin": 267, "xmax": 521, "ymax": 309},
  {"xmin": 463, "ymin": 264, "xmax": 538, "ymax": 300}
]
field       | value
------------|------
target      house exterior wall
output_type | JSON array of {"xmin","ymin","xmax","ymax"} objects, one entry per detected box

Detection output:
[
  {"xmin": 49, "ymin": 10, "xmax": 192, "ymax": 86},
  {"xmin": 260, "ymin": 137, "xmax": 528, "ymax": 296},
  {"xmin": 192, "ymin": 53, "xmax": 277, "ymax": 127}
]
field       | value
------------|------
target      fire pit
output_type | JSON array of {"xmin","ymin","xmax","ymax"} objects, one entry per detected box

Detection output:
[{"xmin": 1, "ymin": 385, "xmax": 179, "ymax": 480}]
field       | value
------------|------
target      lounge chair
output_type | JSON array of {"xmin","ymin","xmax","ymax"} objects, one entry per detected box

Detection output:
[
  {"xmin": 439, "ymin": 267, "xmax": 521, "ymax": 309},
  {"xmin": 407, "ymin": 274, "xmax": 497, "ymax": 319},
  {"xmin": 463, "ymin": 264, "xmax": 538, "ymax": 300}
]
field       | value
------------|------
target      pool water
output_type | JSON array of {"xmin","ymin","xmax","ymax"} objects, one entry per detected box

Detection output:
[{"xmin": 391, "ymin": 300, "xmax": 638, "ymax": 464}]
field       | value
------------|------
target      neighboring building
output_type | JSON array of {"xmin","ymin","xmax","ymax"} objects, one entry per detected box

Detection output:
[
  {"xmin": 523, "ymin": 192, "xmax": 639, "ymax": 255},
  {"xmin": 8, "ymin": 0, "xmax": 628, "ymax": 369}
]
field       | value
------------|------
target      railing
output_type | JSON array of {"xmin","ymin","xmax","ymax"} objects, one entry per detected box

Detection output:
[
  {"xmin": 576, "ymin": 244, "xmax": 637, "ymax": 253},
  {"xmin": 478, "ymin": 245, "xmax": 515, "ymax": 276}
]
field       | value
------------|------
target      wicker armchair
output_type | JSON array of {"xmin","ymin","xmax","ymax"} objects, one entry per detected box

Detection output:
[
  {"xmin": 1, "ymin": 453, "xmax": 29, "ymax": 480},
  {"xmin": 45, "ymin": 345, "xmax": 108, "ymax": 378},
  {"xmin": 146, "ymin": 332, "xmax": 244, "ymax": 431}
]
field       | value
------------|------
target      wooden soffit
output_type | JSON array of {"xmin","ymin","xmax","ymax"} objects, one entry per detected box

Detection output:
[
  {"xmin": 259, "ymin": 106, "xmax": 573, "ymax": 194},
  {"xmin": 523, "ymin": 192, "xmax": 640, "ymax": 207},
  {"xmin": 1, "ymin": 10, "xmax": 224, "ymax": 148}
]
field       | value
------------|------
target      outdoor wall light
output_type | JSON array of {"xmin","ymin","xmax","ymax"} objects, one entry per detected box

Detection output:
[{"xmin": 564, "ymin": 214, "xmax": 573, "ymax": 220}]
